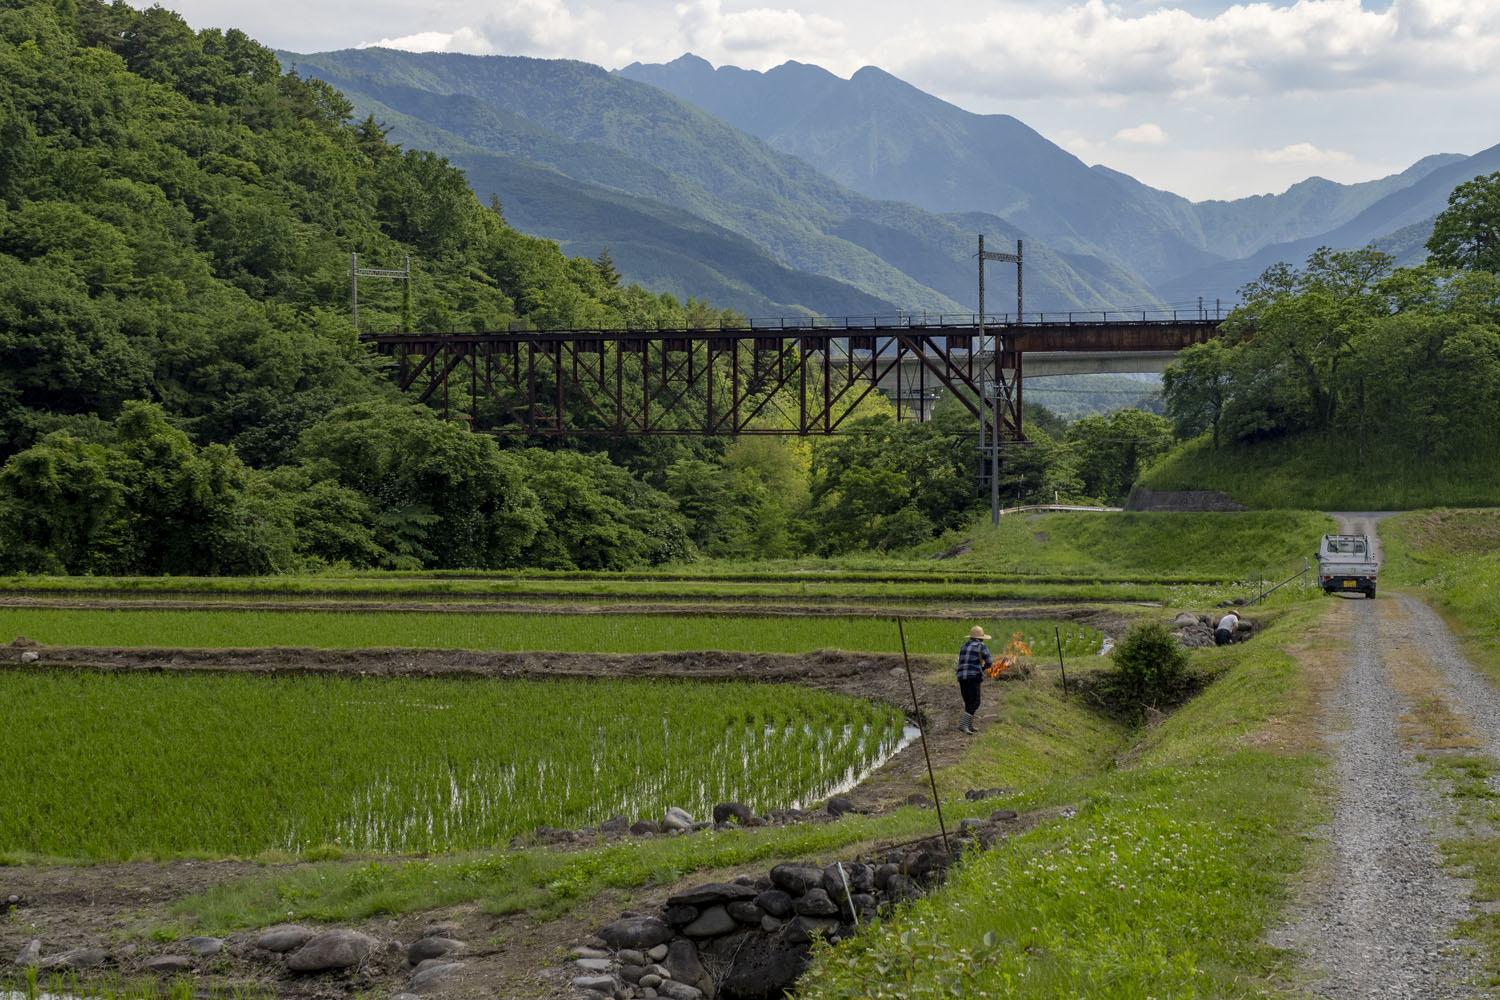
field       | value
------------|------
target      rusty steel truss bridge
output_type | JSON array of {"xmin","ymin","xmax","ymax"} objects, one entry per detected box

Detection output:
[{"xmin": 360, "ymin": 309, "xmax": 1224, "ymax": 443}]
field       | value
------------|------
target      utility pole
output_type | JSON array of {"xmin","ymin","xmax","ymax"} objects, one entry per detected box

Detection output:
[
  {"xmin": 351, "ymin": 253, "xmax": 413, "ymax": 333},
  {"xmin": 978, "ymin": 236, "xmax": 1022, "ymax": 525}
]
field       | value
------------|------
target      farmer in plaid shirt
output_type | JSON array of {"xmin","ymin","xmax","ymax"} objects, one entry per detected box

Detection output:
[{"xmin": 955, "ymin": 625, "xmax": 993, "ymax": 734}]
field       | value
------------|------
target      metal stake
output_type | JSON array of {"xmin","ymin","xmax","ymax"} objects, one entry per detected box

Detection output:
[
  {"xmin": 1054, "ymin": 626, "xmax": 1069, "ymax": 696},
  {"xmin": 897, "ymin": 617, "xmax": 949, "ymax": 856}
]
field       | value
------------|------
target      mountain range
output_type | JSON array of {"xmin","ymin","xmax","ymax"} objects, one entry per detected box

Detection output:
[{"xmin": 281, "ymin": 48, "xmax": 1500, "ymax": 318}]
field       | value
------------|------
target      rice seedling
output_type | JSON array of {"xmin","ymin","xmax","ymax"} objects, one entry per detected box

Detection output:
[{"xmin": 0, "ymin": 671, "xmax": 906, "ymax": 860}]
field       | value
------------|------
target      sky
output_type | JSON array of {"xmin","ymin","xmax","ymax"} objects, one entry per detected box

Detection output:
[{"xmin": 157, "ymin": 0, "xmax": 1500, "ymax": 202}]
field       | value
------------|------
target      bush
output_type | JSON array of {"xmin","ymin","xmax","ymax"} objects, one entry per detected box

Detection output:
[{"xmin": 1104, "ymin": 621, "xmax": 1193, "ymax": 721}]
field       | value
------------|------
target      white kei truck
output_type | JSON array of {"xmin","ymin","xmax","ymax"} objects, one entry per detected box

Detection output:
[{"xmin": 1317, "ymin": 534, "xmax": 1378, "ymax": 599}]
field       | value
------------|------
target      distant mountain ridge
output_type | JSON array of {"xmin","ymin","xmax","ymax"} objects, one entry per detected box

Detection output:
[
  {"xmin": 281, "ymin": 48, "xmax": 1167, "ymax": 317},
  {"xmin": 617, "ymin": 54, "xmax": 1497, "ymax": 299},
  {"xmin": 280, "ymin": 47, "xmax": 1498, "ymax": 319}
]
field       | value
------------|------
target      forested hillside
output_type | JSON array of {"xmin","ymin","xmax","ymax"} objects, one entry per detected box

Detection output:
[
  {"xmin": 1150, "ymin": 174, "xmax": 1500, "ymax": 508},
  {"xmin": 0, "ymin": 0, "xmax": 747, "ymax": 573}
]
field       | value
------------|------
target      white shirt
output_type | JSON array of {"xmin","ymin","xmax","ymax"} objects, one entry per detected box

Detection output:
[{"xmin": 1218, "ymin": 612, "xmax": 1239, "ymax": 632}]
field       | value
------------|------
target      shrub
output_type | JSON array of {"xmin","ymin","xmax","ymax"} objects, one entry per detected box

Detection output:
[{"xmin": 1104, "ymin": 621, "xmax": 1192, "ymax": 721}]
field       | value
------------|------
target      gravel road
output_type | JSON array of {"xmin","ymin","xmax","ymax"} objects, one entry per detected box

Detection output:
[{"xmin": 1277, "ymin": 513, "xmax": 1494, "ymax": 998}]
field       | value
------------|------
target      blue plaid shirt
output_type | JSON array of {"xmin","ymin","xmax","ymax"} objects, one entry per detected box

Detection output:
[{"xmin": 956, "ymin": 638, "xmax": 992, "ymax": 681}]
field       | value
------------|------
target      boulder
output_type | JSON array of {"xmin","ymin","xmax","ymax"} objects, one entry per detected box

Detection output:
[
  {"xmin": 571, "ymin": 974, "xmax": 618, "ymax": 995},
  {"xmin": 754, "ymin": 889, "xmax": 793, "ymax": 918},
  {"xmin": 662, "ymin": 939, "xmax": 705, "ymax": 991},
  {"xmin": 616, "ymin": 948, "xmax": 646, "ymax": 966},
  {"xmin": 726, "ymin": 900, "xmax": 764, "ymax": 924},
  {"xmin": 41, "ymin": 947, "xmax": 107, "ymax": 970},
  {"xmin": 872, "ymin": 863, "xmax": 900, "ymax": 890},
  {"xmin": 989, "ymin": 808, "xmax": 1019, "ymax": 822},
  {"xmin": 598, "ymin": 916, "xmax": 671, "ymax": 951},
  {"xmin": 682, "ymin": 905, "xmax": 737, "ymax": 937},
  {"xmin": 793, "ymin": 888, "xmax": 839, "ymax": 917},
  {"xmin": 143, "ymin": 955, "xmax": 193, "ymax": 974},
  {"xmin": 406, "ymin": 937, "xmax": 463, "ymax": 963},
  {"xmin": 712, "ymin": 802, "xmax": 754, "ymax": 826},
  {"xmin": 657, "ymin": 982, "xmax": 703, "ymax": 1000},
  {"xmin": 410, "ymin": 961, "xmax": 463, "ymax": 991},
  {"xmin": 667, "ymin": 882, "xmax": 758, "ymax": 907},
  {"xmin": 825, "ymin": 796, "xmax": 855, "ymax": 817},
  {"xmin": 186, "ymin": 936, "xmax": 224, "ymax": 957},
  {"xmin": 662, "ymin": 807, "xmax": 695, "ymax": 832},
  {"xmin": 785, "ymin": 916, "xmax": 838, "ymax": 945},
  {"xmin": 575, "ymin": 957, "xmax": 613, "ymax": 973},
  {"xmin": 904, "ymin": 793, "xmax": 930, "ymax": 808},
  {"xmin": 646, "ymin": 944, "xmax": 669, "ymax": 962},
  {"xmin": 255, "ymin": 925, "xmax": 315, "ymax": 953},
  {"xmin": 599, "ymin": 814, "xmax": 629, "ymax": 834},
  {"xmin": 768, "ymin": 863, "xmax": 825, "ymax": 895},
  {"xmin": 822, "ymin": 862, "xmax": 872, "ymax": 895},
  {"xmin": 285, "ymin": 929, "xmax": 377, "ymax": 972},
  {"xmin": 629, "ymin": 820, "xmax": 661, "ymax": 836},
  {"xmin": 19, "ymin": 651, "xmax": 38, "ymax": 664},
  {"xmin": 665, "ymin": 904, "xmax": 699, "ymax": 926}
]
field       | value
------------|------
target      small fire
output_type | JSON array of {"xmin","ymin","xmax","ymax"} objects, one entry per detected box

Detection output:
[{"xmin": 986, "ymin": 632, "xmax": 1033, "ymax": 678}]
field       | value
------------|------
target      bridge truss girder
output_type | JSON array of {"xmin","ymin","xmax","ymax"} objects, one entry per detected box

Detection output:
[{"xmin": 369, "ymin": 329, "xmax": 1019, "ymax": 440}]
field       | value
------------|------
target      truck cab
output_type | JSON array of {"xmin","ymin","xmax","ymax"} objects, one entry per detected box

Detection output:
[{"xmin": 1318, "ymin": 534, "xmax": 1378, "ymax": 599}]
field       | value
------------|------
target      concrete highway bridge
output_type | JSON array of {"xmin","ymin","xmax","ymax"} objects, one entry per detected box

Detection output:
[{"xmin": 360, "ymin": 310, "xmax": 1223, "ymax": 442}]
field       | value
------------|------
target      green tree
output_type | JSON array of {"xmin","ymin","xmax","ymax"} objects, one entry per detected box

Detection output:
[
  {"xmin": 1064, "ymin": 410, "xmax": 1174, "ymax": 504},
  {"xmin": 1427, "ymin": 171, "xmax": 1500, "ymax": 273},
  {"xmin": 295, "ymin": 401, "xmax": 543, "ymax": 569},
  {"xmin": 1163, "ymin": 339, "xmax": 1235, "ymax": 447}
]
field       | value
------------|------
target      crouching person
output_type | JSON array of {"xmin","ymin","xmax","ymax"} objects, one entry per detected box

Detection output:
[{"xmin": 1215, "ymin": 611, "xmax": 1239, "ymax": 646}]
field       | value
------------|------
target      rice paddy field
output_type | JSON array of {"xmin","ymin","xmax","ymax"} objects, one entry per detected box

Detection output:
[
  {"xmin": 0, "ymin": 670, "xmax": 907, "ymax": 860},
  {"xmin": 0, "ymin": 608, "xmax": 1103, "ymax": 658}
]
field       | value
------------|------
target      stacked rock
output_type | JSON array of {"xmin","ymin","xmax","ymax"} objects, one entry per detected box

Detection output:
[{"xmin": 571, "ymin": 831, "xmax": 1002, "ymax": 1000}]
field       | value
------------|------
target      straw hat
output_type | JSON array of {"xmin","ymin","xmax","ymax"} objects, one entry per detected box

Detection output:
[{"xmin": 968, "ymin": 625, "xmax": 991, "ymax": 640}]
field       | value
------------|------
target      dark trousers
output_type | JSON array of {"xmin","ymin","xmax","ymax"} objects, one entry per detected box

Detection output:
[
  {"xmin": 1214, "ymin": 628, "xmax": 1232, "ymax": 646},
  {"xmin": 959, "ymin": 677, "xmax": 982, "ymax": 713}
]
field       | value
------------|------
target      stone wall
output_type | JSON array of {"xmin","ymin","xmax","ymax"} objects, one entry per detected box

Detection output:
[{"xmin": 568, "ymin": 813, "xmax": 1016, "ymax": 1000}]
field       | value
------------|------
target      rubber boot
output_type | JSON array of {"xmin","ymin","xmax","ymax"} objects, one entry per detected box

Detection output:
[{"xmin": 959, "ymin": 712, "xmax": 974, "ymax": 734}]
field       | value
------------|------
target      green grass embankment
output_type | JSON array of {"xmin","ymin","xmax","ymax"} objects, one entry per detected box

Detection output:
[
  {"xmin": 915, "ymin": 507, "xmax": 1331, "ymax": 580},
  {"xmin": 793, "ymin": 605, "xmax": 1326, "ymax": 999},
  {"xmin": 1144, "ymin": 432, "xmax": 1500, "ymax": 510},
  {"xmin": 1382, "ymin": 509, "xmax": 1500, "ymax": 685}
]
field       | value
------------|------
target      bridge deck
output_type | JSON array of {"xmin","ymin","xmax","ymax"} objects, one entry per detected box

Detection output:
[{"xmin": 359, "ymin": 317, "xmax": 1222, "ymax": 438}]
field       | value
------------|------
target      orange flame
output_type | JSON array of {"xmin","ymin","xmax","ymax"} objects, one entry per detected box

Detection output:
[{"xmin": 986, "ymin": 632, "xmax": 1033, "ymax": 677}]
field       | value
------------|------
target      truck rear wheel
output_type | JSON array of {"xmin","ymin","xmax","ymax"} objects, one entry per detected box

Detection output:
[{"xmin": 1366, "ymin": 587, "xmax": 1377, "ymax": 599}]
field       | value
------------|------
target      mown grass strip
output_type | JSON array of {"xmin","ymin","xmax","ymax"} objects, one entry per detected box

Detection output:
[
  {"xmin": 0, "ymin": 671, "xmax": 902, "ymax": 860},
  {"xmin": 0, "ymin": 609, "xmax": 1103, "ymax": 657}
]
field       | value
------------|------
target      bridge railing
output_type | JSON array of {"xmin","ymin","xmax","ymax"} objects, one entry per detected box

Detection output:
[{"xmin": 479, "ymin": 306, "xmax": 1228, "ymax": 336}]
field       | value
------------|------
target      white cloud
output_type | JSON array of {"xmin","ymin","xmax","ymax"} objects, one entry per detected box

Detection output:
[
  {"xmin": 881, "ymin": 0, "xmax": 1500, "ymax": 103},
  {"xmin": 358, "ymin": 27, "xmax": 497, "ymax": 54},
  {"xmin": 672, "ymin": 0, "xmax": 846, "ymax": 66},
  {"xmin": 1114, "ymin": 122, "xmax": 1167, "ymax": 144},
  {"xmin": 1253, "ymin": 142, "xmax": 1354, "ymax": 164}
]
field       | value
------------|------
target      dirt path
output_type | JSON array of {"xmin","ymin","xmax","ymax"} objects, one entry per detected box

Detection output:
[{"xmin": 1278, "ymin": 512, "xmax": 1494, "ymax": 998}]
